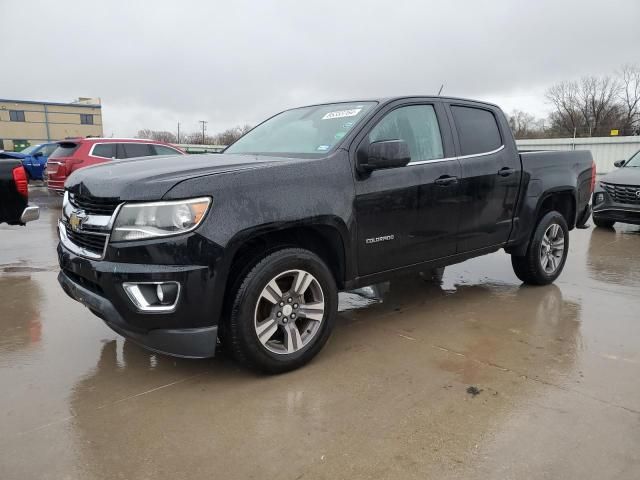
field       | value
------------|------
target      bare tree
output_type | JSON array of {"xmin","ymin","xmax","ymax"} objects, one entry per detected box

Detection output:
[
  {"xmin": 578, "ymin": 76, "xmax": 621, "ymax": 136},
  {"xmin": 137, "ymin": 124, "xmax": 253, "ymax": 146},
  {"xmin": 508, "ymin": 110, "xmax": 537, "ymax": 138},
  {"xmin": 136, "ymin": 129, "xmax": 178, "ymax": 143},
  {"xmin": 546, "ymin": 81, "xmax": 583, "ymax": 136},
  {"xmin": 213, "ymin": 124, "xmax": 252, "ymax": 145},
  {"xmin": 618, "ymin": 64, "xmax": 640, "ymax": 135},
  {"xmin": 546, "ymin": 76, "xmax": 622, "ymax": 137}
]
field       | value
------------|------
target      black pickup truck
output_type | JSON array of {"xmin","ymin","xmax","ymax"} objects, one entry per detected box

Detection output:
[
  {"xmin": 0, "ymin": 156, "xmax": 40, "ymax": 225},
  {"xmin": 57, "ymin": 97, "xmax": 594, "ymax": 373}
]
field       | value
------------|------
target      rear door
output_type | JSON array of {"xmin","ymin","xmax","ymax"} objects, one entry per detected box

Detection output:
[
  {"xmin": 353, "ymin": 101, "xmax": 460, "ymax": 276},
  {"xmin": 447, "ymin": 103, "xmax": 521, "ymax": 252}
]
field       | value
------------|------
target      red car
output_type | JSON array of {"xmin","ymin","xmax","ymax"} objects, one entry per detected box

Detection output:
[{"xmin": 46, "ymin": 138, "xmax": 186, "ymax": 195}]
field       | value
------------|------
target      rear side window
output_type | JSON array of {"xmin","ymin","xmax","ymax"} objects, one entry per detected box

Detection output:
[
  {"xmin": 451, "ymin": 106, "xmax": 502, "ymax": 156},
  {"xmin": 122, "ymin": 143, "xmax": 153, "ymax": 158},
  {"xmin": 92, "ymin": 143, "xmax": 116, "ymax": 158},
  {"xmin": 152, "ymin": 145, "xmax": 181, "ymax": 156},
  {"xmin": 50, "ymin": 142, "xmax": 80, "ymax": 158},
  {"xmin": 368, "ymin": 105, "xmax": 444, "ymax": 162}
]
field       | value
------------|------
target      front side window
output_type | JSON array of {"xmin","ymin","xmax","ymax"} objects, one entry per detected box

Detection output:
[
  {"xmin": 451, "ymin": 106, "xmax": 502, "ymax": 156},
  {"xmin": 80, "ymin": 114, "xmax": 94, "ymax": 125},
  {"xmin": 368, "ymin": 105, "xmax": 444, "ymax": 162},
  {"xmin": 226, "ymin": 102, "xmax": 376, "ymax": 156},
  {"xmin": 625, "ymin": 150, "xmax": 640, "ymax": 167},
  {"xmin": 92, "ymin": 143, "xmax": 116, "ymax": 159},
  {"xmin": 152, "ymin": 145, "xmax": 182, "ymax": 156},
  {"xmin": 9, "ymin": 110, "xmax": 25, "ymax": 122}
]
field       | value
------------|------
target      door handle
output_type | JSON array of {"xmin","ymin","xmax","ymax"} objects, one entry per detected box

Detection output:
[
  {"xmin": 498, "ymin": 167, "xmax": 516, "ymax": 177},
  {"xmin": 434, "ymin": 175, "xmax": 458, "ymax": 186}
]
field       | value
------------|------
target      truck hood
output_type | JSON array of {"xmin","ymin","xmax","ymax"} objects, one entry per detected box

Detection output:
[
  {"xmin": 66, "ymin": 153, "xmax": 291, "ymax": 201},
  {"xmin": 600, "ymin": 167, "xmax": 640, "ymax": 186}
]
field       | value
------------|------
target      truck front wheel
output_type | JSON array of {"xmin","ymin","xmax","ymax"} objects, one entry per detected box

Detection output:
[
  {"xmin": 227, "ymin": 248, "xmax": 337, "ymax": 373},
  {"xmin": 511, "ymin": 211, "xmax": 569, "ymax": 285}
]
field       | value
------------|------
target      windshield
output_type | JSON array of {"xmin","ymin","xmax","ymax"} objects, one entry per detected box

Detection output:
[
  {"xmin": 225, "ymin": 102, "xmax": 376, "ymax": 156},
  {"xmin": 19, "ymin": 145, "xmax": 40, "ymax": 155},
  {"xmin": 625, "ymin": 150, "xmax": 640, "ymax": 167}
]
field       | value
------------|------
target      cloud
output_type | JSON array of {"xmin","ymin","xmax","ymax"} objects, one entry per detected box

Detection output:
[{"xmin": 2, "ymin": 0, "xmax": 639, "ymax": 136}]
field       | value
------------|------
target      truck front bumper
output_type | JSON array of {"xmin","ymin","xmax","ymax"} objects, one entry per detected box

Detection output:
[
  {"xmin": 57, "ymin": 233, "xmax": 225, "ymax": 358},
  {"xmin": 592, "ymin": 207, "xmax": 640, "ymax": 226},
  {"xmin": 58, "ymin": 269, "xmax": 218, "ymax": 358}
]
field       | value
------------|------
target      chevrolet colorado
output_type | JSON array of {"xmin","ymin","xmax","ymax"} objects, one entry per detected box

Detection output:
[{"xmin": 57, "ymin": 97, "xmax": 594, "ymax": 373}]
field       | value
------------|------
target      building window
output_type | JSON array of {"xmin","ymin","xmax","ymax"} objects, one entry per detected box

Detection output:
[
  {"xmin": 9, "ymin": 110, "xmax": 26, "ymax": 122},
  {"xmin": 80, "ymin": 114, "xmax": 94, "ymax": 125}
]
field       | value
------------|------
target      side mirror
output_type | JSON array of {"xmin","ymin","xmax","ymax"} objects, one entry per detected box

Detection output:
[
  {"xmin": 358, "ymin": 140, "xmax": 411, "ymax": 172},
  {"xmin": 614, "ymin": 160, "xmax": 626, "ymax": 168},
  {"xmin": 34, "ymin": 151, "xmax": 43, "ymax": 157}
]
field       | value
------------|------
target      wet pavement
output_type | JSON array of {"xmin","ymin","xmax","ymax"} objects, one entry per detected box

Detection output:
[{"xmin": 1, "ymin": 189, "xmax": 640, "ymax": 479}]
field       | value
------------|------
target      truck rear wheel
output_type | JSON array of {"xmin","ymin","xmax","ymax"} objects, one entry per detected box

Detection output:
[
  {"xmin": 227, "ymin": 248, "xmax": 337, "ymax": 373},
  {"xmin": 511, "ymin": 211, "xmax": 569, "ymax": 285}
]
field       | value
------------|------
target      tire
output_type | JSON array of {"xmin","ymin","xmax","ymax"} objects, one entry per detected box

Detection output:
[
  {"xmin": 511, "ymin": 211, "xmax": 569, "ymax": 285},
  {"xmin": 593, "ymin": 216, "xmax": 615, "ymax": 229},
  {"xmin": 227, "ymin": 248, "xmax": 337, "ymax": 373}
]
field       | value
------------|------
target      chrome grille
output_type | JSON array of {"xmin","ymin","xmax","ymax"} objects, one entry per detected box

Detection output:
[
  {"xmin": 69, "ymin": 193, "xmax": 120, "ymax": 216},
  {"xmin": 61, "ymin": 221, "xmax": 108, "ymax": 256},
  {"xmin": 602, "ymin": 182, "xmax": 640, "ymax": 205}
]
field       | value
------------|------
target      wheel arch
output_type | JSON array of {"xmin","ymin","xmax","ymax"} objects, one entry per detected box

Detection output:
[
  {"xmin": 224, "ymin": 217, "xmax": 351, "ymax": 292},
  {"xmin": 507, "ymin": 188, "xmax": 577, "ymax": 256}
]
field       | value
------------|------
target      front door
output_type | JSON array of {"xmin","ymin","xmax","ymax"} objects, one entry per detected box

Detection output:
[
  {"xmin": 354, "ymin": 102, "xmax": 460, "ymax": 276},
  {"xmin": 448, "ymin": 104, "xmax": 521, "ymax": 252}
]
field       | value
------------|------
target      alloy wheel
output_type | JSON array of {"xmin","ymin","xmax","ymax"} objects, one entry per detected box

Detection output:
[
  {"xmin": 253, "ymin": 269, "xmax": 325, "ymax": 355},
  {"xmin": 539, "ymin": 223, "xmax": 565, "ymax": 274}
]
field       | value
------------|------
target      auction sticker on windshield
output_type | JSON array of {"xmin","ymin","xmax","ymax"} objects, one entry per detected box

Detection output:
[{"xmin": 322, "ymin": 108, "xmax": 362, "ymax": 120}]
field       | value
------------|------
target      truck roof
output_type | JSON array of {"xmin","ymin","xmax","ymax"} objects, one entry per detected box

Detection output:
[{"xmin": 295, "ymin": 96, "xmax": 502, "ymax": 110}]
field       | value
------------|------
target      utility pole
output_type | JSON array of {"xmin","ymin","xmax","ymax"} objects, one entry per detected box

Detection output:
[
  {"xmin": 177, "ymin": 122, "xmax": 181, "ymax": 144},
  {"xmin": 199, "ymin": 120, "xmax": 207, "ymax": 145}
]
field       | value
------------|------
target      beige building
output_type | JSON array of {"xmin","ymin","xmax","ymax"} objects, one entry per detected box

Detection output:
[{"xmin": 0, "ymin": 97, "xmax": 103, "ymax": 151}]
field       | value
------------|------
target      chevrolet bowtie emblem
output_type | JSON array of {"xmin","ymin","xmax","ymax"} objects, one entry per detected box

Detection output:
[{"xmin": 69, "ymin": 209, "xmax": 88, "ymax": 232}]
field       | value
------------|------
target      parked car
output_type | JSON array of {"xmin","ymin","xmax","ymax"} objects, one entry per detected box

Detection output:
[
  {"xmin": 46, "ymin": 138, "xmax": 185, "ymax": 195},
  {"xmin": 1, "ymin": 143, "xmax": 59, "ymax": 181},
  {"xmin": 0, "ymin": 155, "xmax": 40, "ymax": 225},
  {"xmin": 592, "ymin": 150, "xmax": 640, "ymax": 228},
  {"xmin": 56, "ymin": 96, "xmax": 594, "ymax": 373}
]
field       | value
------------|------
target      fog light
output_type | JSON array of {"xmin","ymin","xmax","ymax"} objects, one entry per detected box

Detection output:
[
  {"xmin": 594, "ymin": 193, "xmax": 605, "ymax": 204},
  {"xmin": 123, "ymin": 282, "xmax": 180, "ymax": 312}
]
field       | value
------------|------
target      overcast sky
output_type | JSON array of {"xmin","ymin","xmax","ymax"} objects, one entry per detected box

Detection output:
[{"xmin": 2, "ymin": 0, "xmax": 639, "ymax": 138}]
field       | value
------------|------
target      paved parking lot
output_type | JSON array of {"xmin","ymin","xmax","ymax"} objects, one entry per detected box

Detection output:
[{"xmin": 1, "ymin": 190, "xmax": 640, "ymax": 479}]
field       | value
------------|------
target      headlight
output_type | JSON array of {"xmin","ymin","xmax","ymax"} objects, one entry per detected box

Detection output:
[{"xmin": 111, "ymin": 197, "xmax": 211, "ymax": 242}]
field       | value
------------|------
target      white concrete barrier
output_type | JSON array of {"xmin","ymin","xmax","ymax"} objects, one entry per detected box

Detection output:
[{"xmin": 516, "ymin": 136, "xmax": 640, "ymax": 173}]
